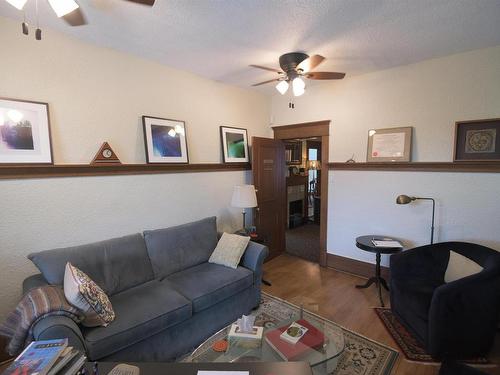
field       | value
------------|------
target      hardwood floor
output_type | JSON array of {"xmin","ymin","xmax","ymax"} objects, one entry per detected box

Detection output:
[{"xmin": 262, "ymin": 254, "xmax": 500, "ymax": 375}]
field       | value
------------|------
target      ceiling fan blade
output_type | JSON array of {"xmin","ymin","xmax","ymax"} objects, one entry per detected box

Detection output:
[
  {"xmin": 297, "ymin": 54, "xmax": 325, "ymax": 73},
  {"xmin": 125, "ymin": 0, "xmax": 155, "ymax": 5},
  {"xmin": 62, "ymin": 7, "xmax": 87, "ymax": 26},
  {"xmin": 249, "ymin": 64, "xmax": 282, "ymax": 73},
  {"xmin": 306, "ymin": 72, "xmax": 346, "ymax": 80},
  {"xmin": 252, "ymin": 78, "xmax": 280, "ymax": 87}
]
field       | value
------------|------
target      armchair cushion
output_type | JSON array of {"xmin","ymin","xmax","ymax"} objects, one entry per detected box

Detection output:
[{"xmin": 444, "ymin": 251, "xmax": 483, "ymax": 283}]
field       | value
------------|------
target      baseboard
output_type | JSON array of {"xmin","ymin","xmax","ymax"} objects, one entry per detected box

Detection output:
[{"xmin": 326, "ymin": 253, "xmax": 390, "ymax": 280}]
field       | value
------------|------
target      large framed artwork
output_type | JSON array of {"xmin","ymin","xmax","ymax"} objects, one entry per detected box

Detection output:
[
  {"xmin": 367, "ymin": 126, "xmax": 412, "ymax": 162},
  {"xmin": 220, "ymin": 126, "xmax": 249, "ymax": 163},
  {"xmin": 0, "ymin": 97, "xmax": 53, "ymax": 164},
  {"xmin": 142, "ymin": 116, "xmax": 189, "ymax": 164},
  {"xmin": 454, "ymin": 118, "xmax": 500, "ymax": 161}
]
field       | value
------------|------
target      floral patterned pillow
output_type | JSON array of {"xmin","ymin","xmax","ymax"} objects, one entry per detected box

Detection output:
[{"xmin": 63, "ymin": 262, "xmax": 115, "ymax": 327}]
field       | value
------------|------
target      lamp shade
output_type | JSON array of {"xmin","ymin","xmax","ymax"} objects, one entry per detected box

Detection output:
[
  {"xmin": 307, "ymin": 160, "xmax": 321, "ymax": 170},
  {"xmin": 231, "ymin": 185, "xmax": 257, "ymax": 208},
  {"xmin": 396, "ymin": 194, "xmax": 415, "ymax": 204}
]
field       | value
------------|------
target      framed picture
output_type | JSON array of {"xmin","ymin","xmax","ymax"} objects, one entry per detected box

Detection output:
[
  {"xmin": 142, "ymin": 116, "xmax": 189, "ymax": 164},
  {"xmin": 367, "ymin": 126, "xmax": 412, "ymax": 162},
  {"xmin": 220, "ymin": 126, "xmax": 249, "ymax": 163},
  {"xmin": 454, "ymin": 118, "xmax": 500, "ymax": 161},
  {"xmin": 0, "ymin": 97, "xmax": 53, "ymax": 164}
]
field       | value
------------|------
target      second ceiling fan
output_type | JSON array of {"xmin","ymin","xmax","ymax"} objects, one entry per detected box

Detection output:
[{"xmin": 250, "ymin": 52, "xmax": 346, "ymax": 96}]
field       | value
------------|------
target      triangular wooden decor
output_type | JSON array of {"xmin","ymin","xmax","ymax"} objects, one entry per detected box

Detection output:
[{"xmin": 91, "ymin": 142, "xmax": 121, "ymax": 165}]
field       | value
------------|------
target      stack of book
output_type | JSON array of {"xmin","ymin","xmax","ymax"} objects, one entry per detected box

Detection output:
[
  {"xmin": 264, "ymin": 319, "xmax": 325, "ymax": 361},
  {"xmin": 1, "ymin": 339, "xmax": 86, "ymax": 375}
]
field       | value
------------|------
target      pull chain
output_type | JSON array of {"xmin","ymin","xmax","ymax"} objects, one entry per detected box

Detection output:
[
  {"xmin": 35, "ymin": 0, "xmax": 42, "ymax": 40},
  {"xmin": 22, "ymin": 10, "xmax": 28, "ymax": 35}
]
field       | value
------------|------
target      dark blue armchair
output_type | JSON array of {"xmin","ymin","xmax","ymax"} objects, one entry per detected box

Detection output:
[{"xmin": 390, "ymin": 241, "xmax": 500, "ymax": 359}]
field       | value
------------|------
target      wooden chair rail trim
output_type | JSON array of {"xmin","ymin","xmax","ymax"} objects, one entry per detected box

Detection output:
[
  {"xmin": 329, "ymin": 161, "xmax": 500, "ymax": 173},
  {"xmin": 0, "ymin": 163, "xmax": 251, "ymax": 180}
]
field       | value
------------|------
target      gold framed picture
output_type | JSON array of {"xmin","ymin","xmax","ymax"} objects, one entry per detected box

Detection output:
[{"xmin": 367, "ymin": 126, "xmax": 412, "ymax": 162}]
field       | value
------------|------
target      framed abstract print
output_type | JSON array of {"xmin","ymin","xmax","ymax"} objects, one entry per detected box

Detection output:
[
  {"xmin": 142, "ymin": 116, "xmax": 189, "ymax": 164},
  {"xmin": 220, "ymin": 126, "xmax": 249, "ymax": 163},
  {"xmin": 0, "ymin": 97, "xmax": 53, "ymax": 164}
]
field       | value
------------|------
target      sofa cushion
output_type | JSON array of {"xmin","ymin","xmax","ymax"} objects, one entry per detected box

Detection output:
[
  {"xmin": 165, "ymin": 262, "xmax": 253, "ymax": 313},
  {"xmin": 83, "ymin": 279, "xmax": 191, "ymax": 359},
  {"xmin": 28, "ymin": 234, "xmax": 154, "ymax": 296},
  {"xmin": 144, "ymin": 217, "xmax": 218, "ymax": 279}
]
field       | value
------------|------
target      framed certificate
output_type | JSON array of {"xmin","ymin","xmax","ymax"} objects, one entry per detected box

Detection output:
[{"xmin": 367, "ymin": 127, "xmax": 412, "ymax": 162}]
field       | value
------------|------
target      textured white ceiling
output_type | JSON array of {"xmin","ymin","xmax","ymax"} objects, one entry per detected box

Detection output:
[{"xmin": 1, "ymin": 0, "xmax": 500, "ymax": 92}]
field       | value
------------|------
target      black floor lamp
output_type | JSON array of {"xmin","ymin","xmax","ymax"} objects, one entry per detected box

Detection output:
[{"xmin": 396, "ymin": 194, "xmax": 436, "ymax": 244}]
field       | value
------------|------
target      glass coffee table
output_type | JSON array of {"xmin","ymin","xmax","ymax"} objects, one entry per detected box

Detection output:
[{"xmin": 184, "ymin": 308, "xmax": 345, "ymax": 374}]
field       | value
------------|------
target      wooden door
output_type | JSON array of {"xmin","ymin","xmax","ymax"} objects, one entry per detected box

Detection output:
[{"xmin": 252, "ymin": 137, "xmax": 286, "ymax": 260}]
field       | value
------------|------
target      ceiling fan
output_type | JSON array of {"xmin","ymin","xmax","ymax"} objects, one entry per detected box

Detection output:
[
  {"xmin": 5, "ymin": 0, "xmax": 155, "ymax": 37},
  {"xmin": 250, "ymin": 52, "xmax": 346, "ymax": 96}
]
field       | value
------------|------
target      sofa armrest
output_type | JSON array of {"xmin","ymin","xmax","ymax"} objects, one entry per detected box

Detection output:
[
  {"xmin": 241, "ymin": 241, "xmax": 269, "ymax": 285},
  {"xmin": 428, "ymin": 269, "xmax": 500, "ymax": 357},
  {"xmin": 32, "ymin": 316, "xmax": 86, "ymax": 354},
  {"xmin": 22, "ymin": 274, "xmax": 49, "ymax": 295}
]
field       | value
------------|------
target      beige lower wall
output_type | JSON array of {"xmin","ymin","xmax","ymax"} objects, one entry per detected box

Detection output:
[{"xmin": 0, "ymin": 170, "xmax": 252, "ymax": 320}]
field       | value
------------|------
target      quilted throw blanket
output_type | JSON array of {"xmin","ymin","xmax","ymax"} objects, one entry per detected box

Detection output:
[{"xmin": 0, "ymin": 285, "xmax": 83, "ymax": 356}]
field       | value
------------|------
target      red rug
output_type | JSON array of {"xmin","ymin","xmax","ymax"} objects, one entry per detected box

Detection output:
[{"xmin": 374, "ymin": 307, "xmax": 491, "ymax": 365}]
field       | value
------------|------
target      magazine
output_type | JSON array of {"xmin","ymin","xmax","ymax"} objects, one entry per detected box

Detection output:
[{"xmin": 2, "ymin": 339, "xmax": 68, "ymax": 375}]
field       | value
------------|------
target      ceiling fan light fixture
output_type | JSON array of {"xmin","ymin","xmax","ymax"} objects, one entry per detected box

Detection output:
[
  {"xmin": 275, "ymin": 80, "xmax": 289, "ymax": 95},
  {"xmin": 5, "ymin": 0, "xmax": 27, "ymax": 10},
  {"xmin": 292, "ymin": 77, "xmax": 305, "ymax": 97},
  {"xmin": 47, "ymin": 0, "xmax": 79, "ymax": 17}
]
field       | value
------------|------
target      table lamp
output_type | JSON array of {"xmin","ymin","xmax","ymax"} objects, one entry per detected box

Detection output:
[
  {"xmin": 396, "ymin": 194, "xmax": 436, "ymax": 244},
  {"xmin": 307, "ymin": 160, "xmax": 321, "ymax": 195},
  {"xmin": 231, "ymin": 185, "xmax": 258, "ymax": 232}
]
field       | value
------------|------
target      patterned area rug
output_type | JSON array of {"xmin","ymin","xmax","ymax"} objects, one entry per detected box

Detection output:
[
  {"xmin": 374, "ymin": 308, "xmax": 490, "ymax": 365},
  {"xmin": 185, "ymin": 293, "xmax": 398, "ymax": 375}
]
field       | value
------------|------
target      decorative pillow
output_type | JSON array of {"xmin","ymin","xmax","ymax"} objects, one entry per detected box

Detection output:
[
  {"xmin": 444, "ymin": 251, "xmax": 483, "ymax": 283},
  {"xmin": 64, "ymin": 262, "xmax": 115, "ymax": 327},
  {"xmin": 208, "ymin": 233, "xmax": 250, "ymax": 269}
]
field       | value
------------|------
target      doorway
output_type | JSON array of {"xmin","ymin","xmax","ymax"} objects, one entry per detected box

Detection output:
[
  {"xmin": 273, "ymin": 121, "xmax": 330, "ymax": 266},
  {"xmin": 283, "ymin": 137, "xmax": 322, "ymax": 263}
]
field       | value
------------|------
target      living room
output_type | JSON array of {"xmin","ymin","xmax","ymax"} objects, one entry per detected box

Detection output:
[{"xmin": 0, "ymin": 1, "xmax": 499, "ymax": 375}]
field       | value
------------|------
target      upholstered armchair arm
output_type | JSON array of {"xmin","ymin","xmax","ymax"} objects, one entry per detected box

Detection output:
[
  {"xmin": 428, "ymin": 263, "xmax": 500, "ymax": 358},
  {"xmin": 241, "ymin": 241, "xmax": 269, "ymax": 285},
  {"xmin": 32, "ymin": 316, "xmax": 86, "ymax": 354}
]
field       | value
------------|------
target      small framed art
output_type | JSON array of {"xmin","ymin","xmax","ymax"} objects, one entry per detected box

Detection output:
[
  {"xmin": 142, "ymin": 116, "xmax": 189, "ymax": 164},
  {"xmin": 454, "ymin": 118, "xmax": 500, "ymax": 161},
  {"xmin": 367, "ymin": 126, "xmax": 412, "ymax": 162},
  {"xmin": 220, "ymin": 126, "xmax": 249, "ymax": 163},
  {"xmin": 0, "ymin": 97, "xmax": 53, "ymax": 164}
]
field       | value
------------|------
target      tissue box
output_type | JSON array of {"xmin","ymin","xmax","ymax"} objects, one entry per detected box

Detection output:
[{"xmin": 228, "ymin": 324, "xmax": 264, "ymax": 349}]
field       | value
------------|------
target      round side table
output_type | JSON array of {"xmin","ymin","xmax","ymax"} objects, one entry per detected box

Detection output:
[{"xmin": 355, "ymin": 235, "xmax": 402, "ymax": 307}]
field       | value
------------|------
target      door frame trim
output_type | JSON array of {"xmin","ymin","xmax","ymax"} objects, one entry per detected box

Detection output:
[{"xmin": 273, "ymin": 120, "xmax": 330, "ymax": 267}]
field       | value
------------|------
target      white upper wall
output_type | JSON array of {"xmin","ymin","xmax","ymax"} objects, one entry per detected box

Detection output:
[
  {"xmin": 0, "ymin": 16, "xmax": 270, "ymax": 320},
  {"xmin": 0, "ymin": 16, "xmax": 271, "ymax": 164},
  {"xmin": 272, "ymin": 46, "xmax": 500, "ymax": 162},
  {"xmin": 271, "ymin": 46, "xmax": 500, "ymax": 265}
]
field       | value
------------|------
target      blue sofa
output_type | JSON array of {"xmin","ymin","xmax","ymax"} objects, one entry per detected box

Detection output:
[{"xmin": 23, "ymin": 217, "xmax": 268, "ymax": 362}]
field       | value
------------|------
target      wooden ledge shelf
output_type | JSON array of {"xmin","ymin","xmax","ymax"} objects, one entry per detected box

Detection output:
[
  {"xmin": 328, "ymin": 161, "xmax": 500, "ymax": 173},
  {"xmin": 0, "ymin": 163, "xmax": 251, "ymax": 180}
]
